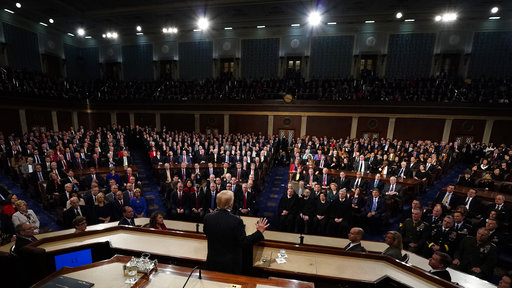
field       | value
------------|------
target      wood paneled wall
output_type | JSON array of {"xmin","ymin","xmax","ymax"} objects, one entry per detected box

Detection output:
[
  {"xmin": 116, "ymin": 113, "xmax": 130, "ymax": 127},
  {"xmin": 26, "ymin": 110, "xmax": 52, "ymax": 131},
  {"xmin": 161, "ymin": 113, "xmax": 195, "ymax": 132},
  {"xmin": 229, "ymin": 115, "xmax": 268, "ymax": 135},
  {"xmin": 78, "ymin": 112, "xmax": 110, "ymax": 130},
  {"xmin": 0, "ymin": 108, "xmax": 21, "ymax": 135},
  {"xmin": 449, "ymin": 119, "xmax": 486, "ymax": 143},
  {"xmin": 394, "ymin": 118, "xmax": 445, "ymax": 141},
  {"xmin": 490, "ymin": 120, "xmax": 512, "ymax": 145},
  {"xmin": 273, "ymin": 115, "xmax": 301, "ymax": 136},
  {"xmin": 357, "ymin": 117, "xmax": 389, "ymax": 139},
  {"xmin": 57, "ymin": 111, "xmax": 73, "ymax": 130},
  {"xmin": 200, "ymin": 114, "xmax": 224, "ymax": 134},
  {"xmin": 306, "ymin": 116, "xmax": 351, "ymax": 138},
  {"xmin": 134, "ymin": 113, "xmax": 156, "ymax": 127}
]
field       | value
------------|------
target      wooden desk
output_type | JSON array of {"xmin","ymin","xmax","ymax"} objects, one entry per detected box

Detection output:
[
  {"xmin": 33, "ymin": 255, "xmax": 314, "ymax": 288},
  {"xmin": 445, "ymin": 185, "xmax": 511, "ymax": 205},
  {"xmin": 72, "ymin": 165, "xmax": 138, "ymax": 178}
]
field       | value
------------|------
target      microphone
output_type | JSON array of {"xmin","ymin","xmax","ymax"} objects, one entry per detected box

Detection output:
[{"xmin": 182, "ymin": 266, "xmax": 201, "ymax": 288}]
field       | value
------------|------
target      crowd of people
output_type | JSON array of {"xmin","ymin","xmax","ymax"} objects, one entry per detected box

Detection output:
[
  {"xmin": 2, "ymin": 66, "xmax": 511, "ymax": 103},
  {"xmin": 274, "ymin": 135, "xmax": 511, "ymax": 281}
]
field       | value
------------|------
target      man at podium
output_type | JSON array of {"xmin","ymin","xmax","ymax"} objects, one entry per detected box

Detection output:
[{"xmin": 203, "ymin": 190, "xmax": 269, "ymax": 274}]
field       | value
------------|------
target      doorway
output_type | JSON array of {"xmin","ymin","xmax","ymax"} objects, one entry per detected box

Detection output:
[
  {"xmin": 360, "ymin": 55, "xmax": 377, "ymax": 77},
  {"xmin": 220, "ymin": 58, "xmax": 235, "ymax": 78},
  {"xmin": 440, "ymin": 53, "xmax": 461, "ymax": 78},
  {"xmin": 279, "ymin": 129, "xmax": 295, "ymax": 147},
  {"xmin": 286, "ymin": 56, "xmax": 301, "ymax": 78}
]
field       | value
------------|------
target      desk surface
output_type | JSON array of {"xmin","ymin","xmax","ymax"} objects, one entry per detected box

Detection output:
[
  {"xmin": 7, "ymin": 217, "xmax": 495, "ymax": 288},
  {"xmin": 33, "ymin": 255, "xmax": 314, "ymax": 288}
]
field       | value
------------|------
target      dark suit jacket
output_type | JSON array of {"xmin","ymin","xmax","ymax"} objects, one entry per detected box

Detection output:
[
  {"xmin": 363, "ymin": 197, "xmax": 385, "ymax": 217},
  {"xmin": 203, "ymin": 209, "xmax": 264, "ymax": 274},
  {"xmin": 344, "ymin": 242, "xmax": 367, "ymax": 252},
  {"xmin": 383, "ymin": 183, "xmax": 403, "ymax": 197},
  {"xmin": 350, "ymin": 178, "xmax": 368, "ymax": 191},
  {"xmin": 118, "ymin": 217, "xmax": 136, "ymax": 226},
  {"xmin": 335, "ymin": 178, "xmax": 351, "ymax": 190},
  {"xmin": 430, "ymin": 269, "xmax": 451, "ymax": 282},
  {"xmin": 63, "ymin": 205, "xmax": 89, "ymax": 228},
  {"xmin": 367, "ymin": 179, "xmax": 385, "ymax": 194},
  {"xmin": 434, "ymin": 192, "xmax": 460, "ymax": 210}
]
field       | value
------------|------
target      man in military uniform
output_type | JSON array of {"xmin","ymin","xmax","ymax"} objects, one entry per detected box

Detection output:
[
  {"xmin": 425, "ymin": 215, "xmax": 457, "ymax": 258},
  {"xmin": 485, "ymin": 218, "xmax": 502, "ymax": 249},
  {"xmin": 452, "ymin": 210, "xmax": 472, "ymax": 243},
  {"xmin": 423, "ymin": 204, "xmax": 444, "ymax": 228},
  {"xmin": 452, "ymin": 227, "xmax": 497, "ymax": 280},
  {"xmin": 401, "ymin": 208, "xmax": 430, "ymax": 254}
]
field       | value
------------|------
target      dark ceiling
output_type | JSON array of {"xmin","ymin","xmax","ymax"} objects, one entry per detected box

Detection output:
[{"xmin": 3, "ymin": 0, "xmax": 510, "ymax": 37}]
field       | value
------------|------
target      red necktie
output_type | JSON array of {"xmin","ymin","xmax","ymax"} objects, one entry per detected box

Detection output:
[
  {"xmin": 244, "ymin": 193, "xmax": 247, "ymax": 209},
  {"xmin": 120, "ymin": 200, "xmax": 123, "ymax": 207},
  {"xmin": 237, "ymin": 170, "xmax": 241, "ymax": 180},
  {"xmin": 179, "ymin": 192, "xmax": 182, "ymax": 200}
]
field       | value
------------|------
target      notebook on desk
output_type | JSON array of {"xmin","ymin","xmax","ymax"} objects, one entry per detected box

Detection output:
[{"xmin": 41, "ymin": 276, "xmax": 94, "ymax": 288}]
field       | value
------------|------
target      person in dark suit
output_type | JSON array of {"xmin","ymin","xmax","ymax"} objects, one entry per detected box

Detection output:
[
  {"xmin": 204, "ymin": 182, "xmax": 219, "ymax": 214},
  {"xmin": 81, "ymin": 167, "xmax": 106, "ymax": 189},
  {"xmin": 168, "ymin": 182, "xmax": 191, "ymax": 221},
  {"xmin": 394, "ymin": 161, "xmax": 412, "ymax": 178},
  {"xmin": 401, "ymin": 208, "xmax": 430, "ymax": 254},
  {"xmin": 363, "ymin": 189, "xmax": 385, "ymax": 233},
  {"xmin": 110, "ymin": 189, "xmax": 130, "ymax": 221},
  {"xmin": 63, "ymin": 197, "xmax": 89, "ymax": 228},
  {"xmin": 367, "ymin": 173, "xmax": 385, "ymax": 195},
  {"xmin": 383, "ymin": 176, "xmax": 403, "ymax": 197},
  {"xmin": 118, "ymin": 206, "xmax": 136, "ymax": 226},
  {"xmin": 350, "ymin": 171, "xmax": 367, "ymax": 192},
  {"xmin": 117, "ymin": 150, "xmax": 133, "ymax": 166},
  {"xmin": 344, "ymin": 227, "xmax": 367, "ymax": 252},
  {"xmin": 305, "ymin": 168, "xmax": 319, "ymax": 188},
  {"xmin": 335, "ymin": 171, "xmax": 351, "ymax": 190},
  {"xmin": 232, "ymin": 162, "xmax": 248, "ymax": 182},
  {"xmin": 428, "ymin": 251, "xmax": 452, "ymax": 282},
  {"xmin": 13, "ymin": 222, "xmax": 38, "ymax": 255},
  {"xmin": 176, "ymin": 163, "xmax": 190, "ymax": 183},
  {"xmin": 456, "ymin": 170, "xmax": 475, "ymax": 187},
  {"xmin": 278, "ymin": 187, "xmax": 299, "ymax": 232},
  {"xmin": 318, "ymin": 168, "xmax": 332, "ymax": 189},
  {"xmin": 434, "ymin": 185, "xmax": 460, "ymax": 212},
  {"xmin": 353, "ymin": 155, "xmax": 370, "ymax": 173},
  {"xmin": 236, "ymin": 183, "xmax": 255, "ymax": 216},
  {"xmin": 203, "ymin": 190, "xmax": 269, "ymax": 275},
  {"xmin": 190, "ymin": 186, "xmax": 205, "ymax": 222},
  {"xmin": 327, "ymin": 189, "xmax": 352, "ymax": 237}
]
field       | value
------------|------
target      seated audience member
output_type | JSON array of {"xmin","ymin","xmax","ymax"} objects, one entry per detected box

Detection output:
[
  {"xmin": 63, "ymin": 197, "xmax": 88, "ymax": 228},
  {"xmin": 350, "ymin": 171, "xmax": 367, "ymax": 192},
  {"xmin": 169, "ymin": 182, "xmax": 191, "ymax": 221},
  {"xmin": 487, "ymin": 194, "xmax": 509, "ymax": 224},
  {"xmin": 81, "ymin": 167, "xmax": 106, "ymax": 189},
  {"xmin": 485, "ymin": 218, "xmax": 502, "ymax": 248},
  {"xmin": 425, "ymin": 215, "xmax": 457, "ymax": 258},
  {"xmin": 278, "ymin": 187, "xmax": 299, "ymax": 232},
  {"xmin": 498, "ymin": 273, "xmax": 512, "ymax": 288},
  {"xmin": 65, "ymin": 191, "xmax": 86, "ymax": 210},
  {"xmin": 93, "ymin": 192, "xmax": 111, "ymax": 224},
  {"xmin": 344, "ymin": 227, "xmax": 367, "ymax": 252},
  {"xmin": 0, "ymin": 202, "xmax": 15, "ymax": 245},
  {"xmin": 428, "ymin": 251, "xmax": 452, "ymax": 282},
  {"xmin": 313, "ymin": 192, "xmax": 329, "ymax": 235},
  {"xmin": 295, "ymin": 189, "xmax": 315, "ymax": 234},
  {"xmin": 148, "ymin": 211, "xmax": 167, "ymax": 230},
  {"xmin": 434, "ymin": 184, "xmax": 460, "ymax": 212},
  {"xmin": 13, "ymin": 222, "xmax": 37, "ymax": 255},
  {"xmin": 401, "ymin": 208, "xmax": 429, "ymax": 254},
  {"xmin": 423, "ymin": 204, "xmax": 444, "ymax": 227},
  {"xmin": 3, "ymin": 194, "xmax": 18, "ymax": 217},
  {"xmin": 327, "ymin": 188, "xmax": 351, "ymax": 237},
  {"xmin": 367, "ymin": 173, "xmax": 384, "ymax": 195},
  {"xmin": 326, "ymin": 183, "xmax": 338, "ymax": 202},
  {"xmin": 456, "ymin": 170, "xmax": 475, "ymax": 187},
  {"xmin": 110, "ymin": 189, "xmax": 129, "ymax": 221},
  {"xmin": 402, "ymin": 199, "xmax": 421, "ymax": 222},
  {"xmin": 305, "ymin": 168, "xmax": 318, "ymax": 188},
  {"xmin": 462, "ymin": 188, "xmax": 483, "ymax": 219},
  {"xmin": 130, "ymin": 188, "xmax": 146, "ymax": 218},
  {"xmin": 477, "ymin": 173, "xmax": 494, "ymax": 190},
  {"xmin": 335, "ymin": 171, "xmax": 350, "ymax": 190},
  {"xmin": 73, "ymin": 216, "xmax": 87, "ymax": 233},
  {"xmin": 363, "ymin": 189, "xmax": 385, "ymax": 233},
  {"xmin": 12, "ymin": 200, "xmax": 40, "ymax": 234},
  {"xmin": 395, "ymin": 161, "xmax": 412, "ymax": 178},
  {"xmin": 452, "ymin": 210, "xmax": 472, "ymax": 241},
  {"xmin": 118, "ymin": 206, "xmax": 136, "ymax": 226},
  {"xmin": 452, "ymin": 227, "xmax": 497, "ymax": 279},
  {"xmin": 382, "ymin": 231, "xmax": 403, "ymax": 260},
  {"xmin": 106, "ymin": 168, "xmax": 121, "ymax": 185},
  {"xmin": 383, "ymin": 176, "xmax": 403, "ymax": 198},
  {"xmin": 414, "ymin": 164, "xmax": 430, "ymax": 192},
  {"xmin": 46, "ymin": 172, "xmax": 63, "ymax": 196}
]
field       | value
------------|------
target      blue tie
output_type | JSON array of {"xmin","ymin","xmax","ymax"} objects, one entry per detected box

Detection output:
[
  {"xmin": 211, "ymin": 193, "xmax": 215, "ymax": 209},
  {"xmin": 371, "ymin": 198, "xmax": 377, "ymax": 212}
]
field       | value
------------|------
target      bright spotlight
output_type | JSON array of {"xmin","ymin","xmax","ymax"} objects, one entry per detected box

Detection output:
[
  {"xmin": 396, "ymin": 12, "xmax": 403, "ymax": 19},
  {"xmin": 442, "ymin": 13, "xmax": 457, "ymax": 22},
  {"xmin": 162, "ymin": 28, "xmax": 168, "ymax": 33},
  {"xmin": 77, "ymin": 28, "xmax": 85, "ymax": 36},
  {"xmin": 102, "ymin": 34, "xmax": 106, "ymax": 38},
  {"xmin": 491, "ymin": 7, "xmax": 499, "ymax": 14},
  {"xmin": 15, "ymin": 2, "xmax": 21, "ymax": 8},
  {"xmin": 136, "ymin": 25, "xmax": 142, "ymax": 32},
  {"xmin": 197, "ymin": 17, "xmax": 209, "ymax": 30},
  {"xmin": 49, "ymin": 18, "xmax": 54, "ymax": 24},
  {"xmin": 106, "ymin": 32, "xmax": 112, "ymax": 38},
  {"xmin": 112, "ymin": 32, "xmax": 118, "ymax": 38},
  {"xmin": 308, "ymin": 11, "xmax": 322, "ymax": 26},
  {"xmin": 434, "ymin": 15, "xmax": 442, "ymax": 22}
]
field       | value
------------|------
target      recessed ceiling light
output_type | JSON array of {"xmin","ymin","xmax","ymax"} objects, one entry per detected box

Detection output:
[
  {"xmin": 291, "ymin": 23, "xmax": 300, "ymax": 27},
  {"xmin": 224, "ymin": 27, "xmax": 232, "ymax": 30},
  {"xmin": 257, "ymin": 25, "xmax": 265, "ymax": 28},
  {"xmin": 308, "ymin": 11, "xmax": 322, "ymax": 26},
  {"xmin": 49, "ymin": 18, "xmax": 54, "ymax": 24},
  {"xmin": 102, "ymin": 34, "xmax": 106, "ymax": 38},
  {"xmin": 441, "ymin": 13, "xmax": 457, "ymax": 22},
  {"xmin": 396, "ymin": 12, "xmax": 403, "ymax": 19},
  {"xmin": 435, "ymin": 15, "xmax": 442, "ymax": 22},
  {"xmin": 4, "ymin": 9, "xmax": 15, "ymax": 14},
  {"xmin": 489, "ymin": 16, "xmax": 501, "ymax": 20},
  {"xmin": 404, "ymin": 19, "xmax": 415, "ymax": 22},
  {"xmin": 365, "ymin": 20, "xmax": 375, "ymax": 23},
  {"xmin": 136, "ymin": 32, "xmax": 143, "ymax": 35},
  {"xmin": 327, "ymin": 22, "xmax": 336, "ymax": 25},
  {"xmin": 193, "ymin": 28, "xmax": 201, "ymax": 32},
  {"xmin": 39, "ymin": 22, "xmax": 48, "ymax": 26},
  {"xmin": 15, "ymin": 3, "xmax": 21, "ymax": 8},
  {"xmin": 197, "ymin": 17, "xmax": 209, "ymax": 30},
  {"xmin": 84, "ymin": 36, "xmax": 92, "ymax": 39},
  {"xmin": 136, "ymin": 25, "xmax": 142, "ymax": 32},
  {"xmin": 491, "ymin": 7, "xmax": 499, "ymax": 14},
  {"xmin": 77, "ymin": 28, "xmax": 85, "ymax": 36},
  {"xmin": 67, "ymin": 33, "xmax": 75, "ymax": 37}
]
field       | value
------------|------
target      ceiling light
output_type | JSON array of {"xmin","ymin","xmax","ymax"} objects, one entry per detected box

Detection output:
[
  {"xmin": 291, "ymin": 23, "xmax": 300, "ymax": 27},
  {"xmin": 15, "ymin": 3, "xmax": 21, "ymax": 8},
  {"xmin": 197, "ymin": 17, "xmax": 209, "ymax": 30},
  {"xmin": 106, "ymin": 32, "xmax": 112, "ymax": 38},
  {"xmin": 257, "ymin": 25, "xmax": 265, "ymax": 28},
  {"xmin": 327, "ymin": 22, "xmax": 336, "ymax": 25},
  {"xmin": 365, "ymin": 20, "xmax": 375, "ymax": 23},
  {"xmin": 491, "ymin": 7, "xmax": 499, "ymax": 14},
  {"xmin": 308, "ymin": 11, "xmax": 322, "ymax": 26},
  {"xmin": 435, "ymin": 15, "xmax": 442, "ymax": 22},
  {"xmin": 441, "ymin": 13, "xmax": 457, "ymax": 22},
  {"xmin": 49, "ymin": 18, "xmax": 54, "ymax": 24},
  {"xmin": 67, "ymin": 33, "xmax": 75, "ymax": 37},
  {"xmin": 162, "ymin": 28, "xmax": 168, "ymax": 33},
  {"xmin": 489, "ymin": 16, "xmax": 500, "ymax": 20},
  {"xmin": 39, "ymin": 22, "xmax": 48, "ymax": 26},
  {"xmin": 404, "ymin": 19, "xmax": 415, "ymax": 22},
  {"xmin": 224, "ymin": 27, "xmax": 232, "ymax": 30},
  {"xmin": 102, "ymin": 34, "xmax": 106, "ymax": 38},
  {"xmin": 112, "ymin": 32, "xmax": 118, "ymax": 38},
  {"xmin": 136, "ymin": 32, "xmax": 143, "ymax": 35},
  {"xmin": 4, "ymin": 9, "xmax": 14, "ymax": 14},
  {"xmin": 77, "ymin": 28, "xmax": 85, "ymax": 36},
  {"xmin": 136, "ymin": 25, "xmax": 142, "ymax": 32},
  {"xmin": 193, "ymin": 28, "xmax": 201, "ymax": 32},
  {"xmin": 84, "ymin": 36, "xmax": 92, "ymax": 39},
  {"xmin": 396, "ymin": 12, "xmax": 403, "ymax": 19}
]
